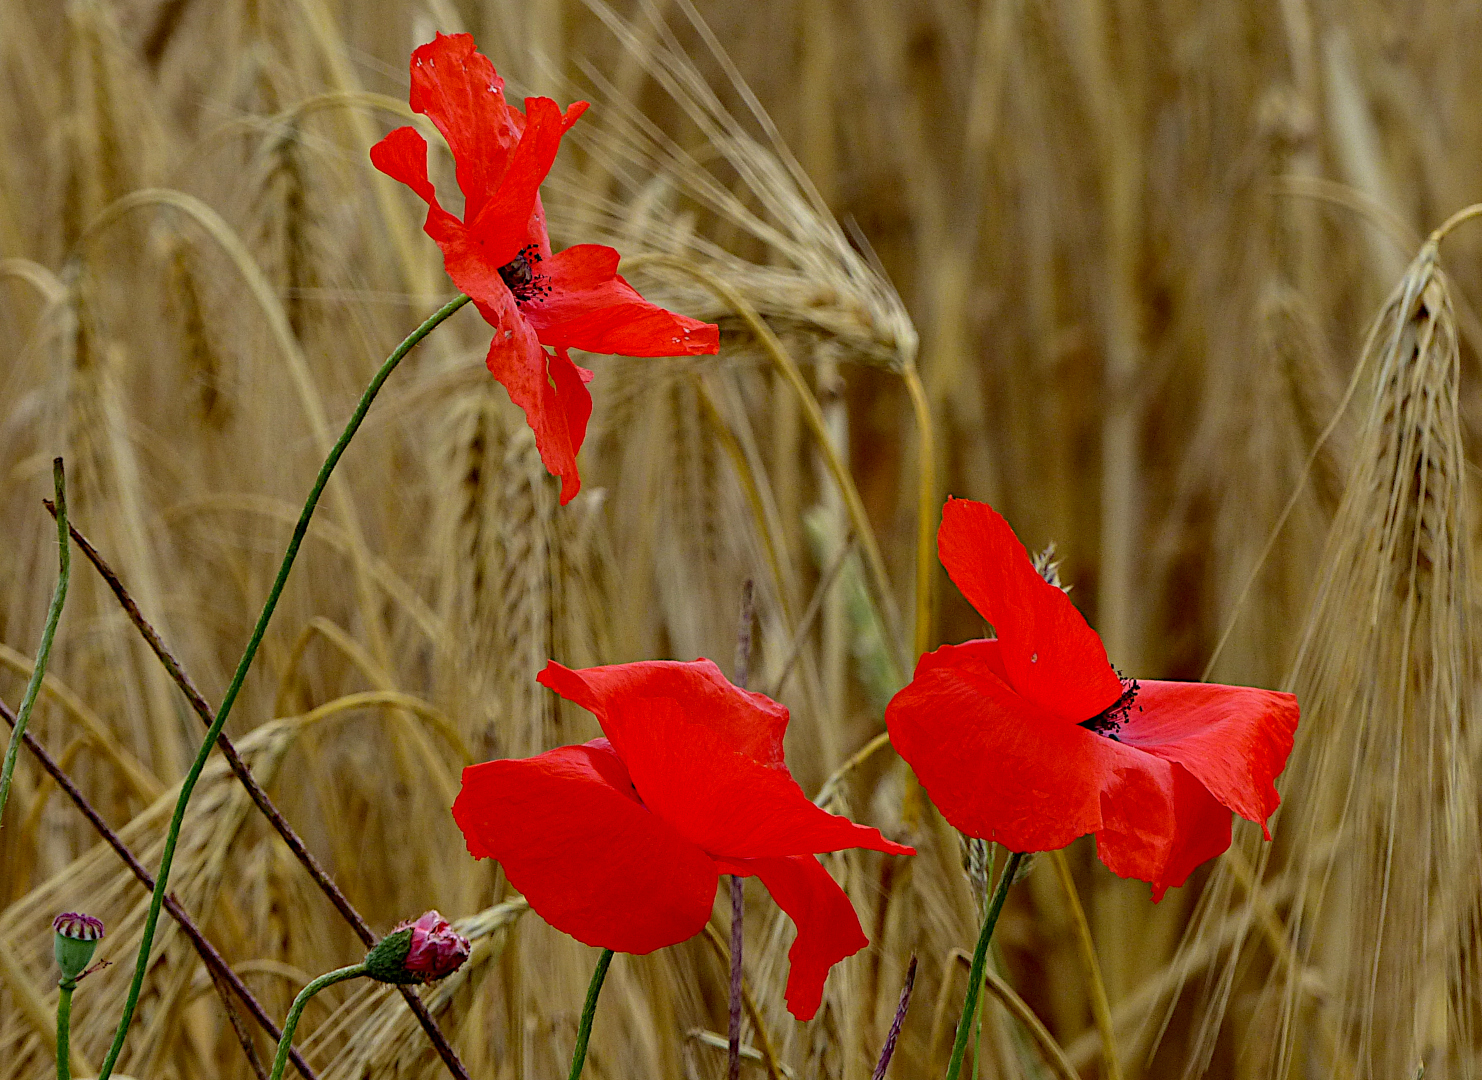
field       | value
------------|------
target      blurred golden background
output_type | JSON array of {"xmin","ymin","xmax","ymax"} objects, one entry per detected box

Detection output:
[{"xmin": 2, "ymin": 0, "xmax": 1481, "ymax": 1077}]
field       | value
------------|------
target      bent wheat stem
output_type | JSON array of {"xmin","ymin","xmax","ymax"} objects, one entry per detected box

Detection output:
[
  {"xmin": 901, "ymin": 360, "xmax": 937, "ymax": 660},
  {"xmin": 1431, "ymin": 202, "xmax": 1482, "ymax": 244},
  {"xmin": 94, "ymin": 294, "xmax": 470, "ymax": 1080},
  {"xmin": 1050, "ymin": 850, "xmax": 1120, "ymax": 1080}
]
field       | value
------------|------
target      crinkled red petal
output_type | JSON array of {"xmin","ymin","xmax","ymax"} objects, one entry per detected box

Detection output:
[
  {"xmin": 886, "ymin": 639, "xmax": 1107, "ymax": 850},
  {"xmin": 546, "ymin": 347, "xmax": 594, "ymax": 504},
  {"xmin": 938, "ymin": 499, "xmax": 1123, "ymax": 723},
  {"xmin": 452, "ymin": 739, "xmax": 719, "ymax": 954},
  {"xmin": 538, "ymin": 658, "xmax": 788, "ymax": 769},
  {"xmin": 369, "ymin": 126, "xmax": 468, "ymax": 246},
  {"xmin": 887, "ymin": 640, "xmax": 1241, "ymax": 896},
  {"xmin": 465, "ymin": 97, "xmax": 587, "ymax": 267},
  {"xmin": 1094, "ymin": 757, "xmax": 1232, "ymax": 901},
  {"xmin": 1117, "ymin": 680, "xmax": 1298, "ymax": 838},
  {"xmin": 540, "ymin": 662, "xmax": 912, "ymax": 861},
  {"xmin": 471, "ymin": 287, "xmax": 593, "ymax": 502},
  {"xmin": 720, "ymin": 855, "xmax": 868, "ymax": 1021},
  {"xmin": 521, "ymin": 244, "xmax": 720, "ymax": 356},
  {"xmin": 406, "ymin": 33, "xmax": 521, "ymax": 223}
]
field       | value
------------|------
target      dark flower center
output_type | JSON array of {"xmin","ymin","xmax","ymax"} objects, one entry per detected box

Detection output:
[
  {"xmin": 1078, "ymin": 676, "xmax": 1140, "ymax": 741},
  {"xmin": 497, "ymin": 244, "xmax": 551, "ymax": 304}
]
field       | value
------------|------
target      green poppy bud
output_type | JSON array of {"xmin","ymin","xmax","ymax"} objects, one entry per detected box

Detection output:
[{"xmin": 52, "ymin": 912, "xmax": 104, "ymax": 983}]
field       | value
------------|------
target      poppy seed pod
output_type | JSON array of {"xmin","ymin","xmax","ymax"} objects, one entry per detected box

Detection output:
[
  {"xmin": 52, "ymin": 912, "xmax": 104, "ymax": 982},
  {"xmin": 364, "ymin": 911, "xmax": 470, "ymax": 984}
]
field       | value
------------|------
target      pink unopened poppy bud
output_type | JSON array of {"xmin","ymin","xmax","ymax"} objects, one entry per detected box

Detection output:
[
  {"xmin": 402, "ymin": 911, "xmax": 470, "ymax": 979},
  {"xmin": 364, "ymin": 910, "xmax": 469, "ymax": 984}
]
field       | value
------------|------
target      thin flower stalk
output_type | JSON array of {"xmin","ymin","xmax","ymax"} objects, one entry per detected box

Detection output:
[
  {"xmin": 55, "ymin": 981, "xmax": 74, "ymax": 1080},
  {"xmin": 945, "ymin": 851, "xmax": 1023, "ymax": 1080},
  {"xmin": 0, "ymin": 458, "xmax": 69, "ymax": 824},
  {"xmin": 94, "ymin": 295, "xmax": 469, "ymax": 1080},
  {"xmin": 267, "ymin": 965, "xmax": 369, "ymax": 1080},
  {"xmin": 568, "ymin": 949, "xmax": 614, "ymax": 1080}
]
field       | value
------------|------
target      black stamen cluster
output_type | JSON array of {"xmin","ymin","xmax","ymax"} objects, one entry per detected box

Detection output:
[
  {"xmin": 1078, "ymin": 675, "xmax": 1141, "ymax": 741},
  {"xmin": 497, "ymin": 244, "xmax": 552, "ymax": 304}
]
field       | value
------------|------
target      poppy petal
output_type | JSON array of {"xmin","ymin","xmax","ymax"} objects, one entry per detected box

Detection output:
[
  {"xmin": 466, "ymin": 96, "xmax": 588, "ymax": 269},
  {"xmin": 615, "ymin": 700, "xmax": 911, "ymax": 859},
  {"xmin": 719, "ymin": 855, "xmax": 867, "ymax": 1021},
  {"xmin": 452, "ymin": 740, "xmax": 719, "ymax": 954},
  {"xmin": 369, "ymin": 126, "xmax": 470, "ymax": 247},
  {"xmin": 938, "ymin": 499, "xmax": 1123, "ymax": 723},
  {"xmin": 538, "ymin": 658, "xmax": 789, "ymax": 769},
  {"xmin": 406, "ymin": 33, "xmax": 521, "ymax": 224},
  {"xmin": 540, "ymin": 662, "xmax": 912, "ymax": 860},
  {"xmin": 545, "ymin": 347, "xmax": 594, "ymax": 505},
  {"xmin": 469, "ymin": 287, "xmax": 590, "ymax": 503},
  {"xmin": 886, "ymin": 640, "xmax": 1108, "ymax": 850},
  {"xmin": 1118, "ymin": 680, "xmax": 1299, "ymax": 838},
  {"xmin": 1093, "ymin": 757, "xmax": 1232, "ymax": 901},
  {"xmin": 520, "ymin": 244, "xmax": 721, "ymax": 356}
]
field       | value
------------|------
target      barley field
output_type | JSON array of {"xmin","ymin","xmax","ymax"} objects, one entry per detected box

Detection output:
[{"xmin": 2, "ymin": 1, "xmax": 1481, "ymax": 1078}]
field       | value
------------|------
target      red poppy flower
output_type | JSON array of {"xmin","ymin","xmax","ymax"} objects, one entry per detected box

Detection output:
[
  {"xmin": 885, "ymin": 499, "xmax": 1298, "ymax": 899},
  {"xmin": 370, "ymin": 33, "xmax": 719, "ymax": 504},
  {"xmin": 452, "ymin": 659, "xmax": 914, "ymax": 1020}
]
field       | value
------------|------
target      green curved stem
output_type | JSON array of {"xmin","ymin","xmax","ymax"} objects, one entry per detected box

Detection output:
[
  {"xmin": 944, "ymin": 851, "xmax": 1023, "ymax": 1080},
  {"xmin": 0, "ymin": 458, "xmax": 70, "ymax": 825},
  {"xmin": 268, "ymin": 964, "xmax": 368, "ymax": 1080},
  {"xmin": 56, "ymin": 979, "xmax": 75, "ymax": 1080},
  {"xmin": 568, "ymin": 949, "xmax": 614, "ymax": 1080},
  {"xmin": 94, "ymin": 294, "xmax": 471, "ymax": 1080}
]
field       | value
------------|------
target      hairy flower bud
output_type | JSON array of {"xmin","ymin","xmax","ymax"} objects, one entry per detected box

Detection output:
[
  {"xmin": 53, "ymin": 912, "xmax": 104, "ymax": 982},
  {"xmin": 364, "ymin": 911, "xmax": 469, "ymax": 984}
]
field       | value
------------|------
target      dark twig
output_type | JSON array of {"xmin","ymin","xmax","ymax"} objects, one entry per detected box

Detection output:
[
  {"xmin": 728, "ymin": 875, "xmax": 744, "ymax": 1080},
  {"xmin": 206, "ymin": 957, "xmax": 270, "ymax": 1080},
  {"xmin": 43, "ymin": 503, "xmax": 470, "ymax": 1080},
  {"xmin": 729, "ymin": 580, "xmax": 755, "ymax": 1080},
  {"xmin": 0, "ymin": 698, "xmax": 316, "ymax": 1080},
  {"xmin": 734, "ymin": 579, "xmax": 755, "ymax": 690},
  {"xmin": 871, "ymin": 955, "xmax": 918, "ymax": 1080}
]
